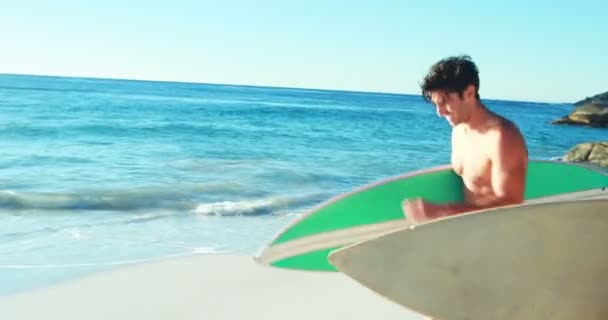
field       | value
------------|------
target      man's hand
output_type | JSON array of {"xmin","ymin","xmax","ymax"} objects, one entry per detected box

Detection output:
[{"xmin": 401, "ymin": 198, "xmax": 445, "ymax": 225}]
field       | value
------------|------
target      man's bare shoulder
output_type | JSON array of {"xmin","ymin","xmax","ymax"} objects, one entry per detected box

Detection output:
[
  {"xmin": 488, "ymin": 114, "xmax": 523, "ymax": 138},
  {"xmin": 489, "ymin": 115, "xmax": 528, "ymax": 154}
]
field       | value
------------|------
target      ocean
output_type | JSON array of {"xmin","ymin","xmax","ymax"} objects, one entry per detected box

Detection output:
[{"xmin": 1, "ymin": 74, "xmax": 607, "ymax": 296}]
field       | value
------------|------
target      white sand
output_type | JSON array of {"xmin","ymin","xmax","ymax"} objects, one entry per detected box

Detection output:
[{"xmin": 0, "ymin": 254, "xmax": 422, "ymax": 320}]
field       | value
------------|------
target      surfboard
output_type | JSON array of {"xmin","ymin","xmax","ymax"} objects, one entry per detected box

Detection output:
[
  {"xmin": 255, "ymin": 160, "xmax": 608, "ymax": 271},
  {"xmin": 327, "ymin": 199, "xmax": 608, "ymax": 320}
]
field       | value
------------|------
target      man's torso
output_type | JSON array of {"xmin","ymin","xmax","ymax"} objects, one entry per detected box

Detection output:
[{"xmin": 451, "ymin": 117, "xmax": 504, "ymax": 207}]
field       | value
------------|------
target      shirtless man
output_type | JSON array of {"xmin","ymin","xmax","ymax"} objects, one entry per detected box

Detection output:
[{"xmin": 402, "ymin": 55, "xmax": 529, "ymax": 225}]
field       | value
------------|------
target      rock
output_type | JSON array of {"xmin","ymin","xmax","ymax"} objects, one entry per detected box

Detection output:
[
  {"xmin": 563, "ymin": 142, "xmax": 608, "ymax": 168},
  {"xmin": 574, "ymin": 91, "xmax": 608, "ymax": 106},
  {"xmin": 552, "ymin": 92, "xmax": 608, "ymax": 127}
]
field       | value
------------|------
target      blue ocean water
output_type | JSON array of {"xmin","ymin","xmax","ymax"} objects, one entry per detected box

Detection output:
[{"xmin": 1, "ymin": 74, "xmax": 607, "ymax": 296}]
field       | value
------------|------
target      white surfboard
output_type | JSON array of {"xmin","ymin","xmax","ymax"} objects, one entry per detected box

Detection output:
[{"xmin": 328, "ymin": 199, "xmax": 608, "ymax": 320}]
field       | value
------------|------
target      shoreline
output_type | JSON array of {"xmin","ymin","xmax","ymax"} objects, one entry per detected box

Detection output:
[{"xmin": 0, "ymin": 253, "xmax": 422, "ymax": 320}]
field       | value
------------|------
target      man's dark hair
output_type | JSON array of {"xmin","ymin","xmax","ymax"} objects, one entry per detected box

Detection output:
[{"xmin": 420, "ymin": 55, "xmax": 480, "ymax": 102}]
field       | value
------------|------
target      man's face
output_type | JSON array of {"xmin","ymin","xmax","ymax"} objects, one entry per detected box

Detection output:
[{"xmin": 429, "ymin": 91, "xmax": 466, "ymax": 126}]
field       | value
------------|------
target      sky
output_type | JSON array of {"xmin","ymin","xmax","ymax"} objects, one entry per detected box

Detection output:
[{"xmin": 1, "ymin": 0, "xmax": 606, "ymax": 103}]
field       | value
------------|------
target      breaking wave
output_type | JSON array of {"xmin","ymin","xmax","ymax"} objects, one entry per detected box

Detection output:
[{"xmin": 0, "ymin": 185, "xmax": 325, "ymax": 216}]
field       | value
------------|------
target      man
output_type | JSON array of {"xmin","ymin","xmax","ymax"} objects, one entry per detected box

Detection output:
[{"xmin": 402, "ymin": 55, "xmax": 529, "ymax": 225}]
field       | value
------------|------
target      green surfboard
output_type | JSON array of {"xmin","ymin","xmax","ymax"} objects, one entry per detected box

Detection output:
[{"xmin": 255, "ymin": 160, "xmax": 608, "ymax": 271}]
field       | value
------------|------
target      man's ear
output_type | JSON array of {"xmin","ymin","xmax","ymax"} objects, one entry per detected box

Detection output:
[{"xmin": 464, "ymin": 84, "xmax": 477, "ymax": 101}]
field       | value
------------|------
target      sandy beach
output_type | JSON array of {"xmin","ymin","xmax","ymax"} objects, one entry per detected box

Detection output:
[{"xmin": 0, "ymin": 254, "xmax": 422, "ymax": 320}]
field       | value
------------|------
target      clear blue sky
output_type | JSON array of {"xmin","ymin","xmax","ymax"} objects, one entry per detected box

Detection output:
[{"xmin": 2, "ymin": 0, "xmax": 606, "ymax": 103}]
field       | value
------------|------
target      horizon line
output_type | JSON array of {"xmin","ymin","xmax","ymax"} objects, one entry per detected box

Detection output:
[{"xmin": 0, "ymin": 71, "xmax": 572, "ymax": 105}]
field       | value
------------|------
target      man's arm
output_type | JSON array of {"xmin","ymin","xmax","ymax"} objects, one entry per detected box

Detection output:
[{"xmin": 489, "ymin": 125, "xmax": 528, "ymax": 205}]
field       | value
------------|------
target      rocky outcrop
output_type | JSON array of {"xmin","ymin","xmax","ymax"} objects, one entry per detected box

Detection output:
[
  {"xmin": 563, "ymin": 142, "xmax": 608, "ymax": 168},
  {"xmin": 552, "ymin": 92, "xmax": 608, "ymax": 127},
  {"xmin": 573, "ymin": 91, "xmax": 608, "ymax": 107}
]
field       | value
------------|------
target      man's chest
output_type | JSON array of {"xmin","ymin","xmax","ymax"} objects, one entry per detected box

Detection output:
[{"xmin": 451, "ymin": 132, "xmax": 492, "ymax": 181}]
